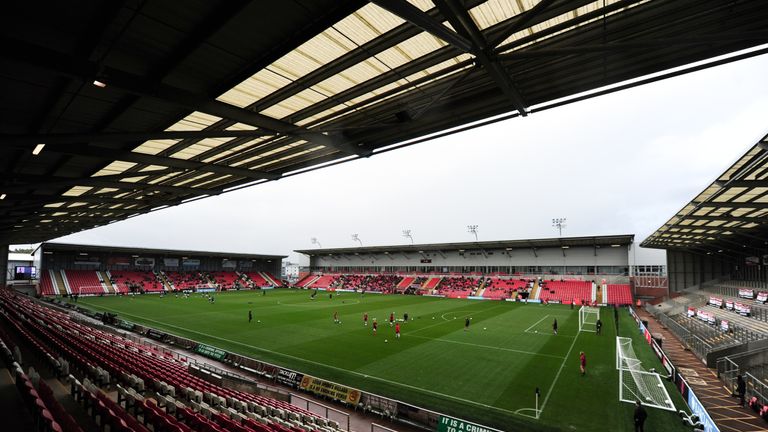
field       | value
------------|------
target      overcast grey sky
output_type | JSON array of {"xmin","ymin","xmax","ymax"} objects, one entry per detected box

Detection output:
[{"xmin": 49, "ymin": 51, "xmax": 768, "ymax": 265}]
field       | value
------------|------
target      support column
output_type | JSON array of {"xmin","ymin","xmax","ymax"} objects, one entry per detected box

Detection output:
[{"xmin": 0, "ymin": 244, "xmax": 8, "ymax": 288}]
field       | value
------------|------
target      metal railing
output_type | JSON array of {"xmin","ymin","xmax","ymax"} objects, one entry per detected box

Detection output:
[
  {"xmin": 371, "ymin": 423, "xmax": 400, "ymax": 432},
  {"xmin": 290, "ymin": 393, "xmax": 350, "ymax": 431},
  {"xmin": 717, "ymin": 355, "xmax": 768, "ymax": 406}
]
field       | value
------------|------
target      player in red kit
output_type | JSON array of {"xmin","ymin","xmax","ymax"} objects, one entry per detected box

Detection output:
[
  {"xmin": 372, "ymin": 319, "xmax": 378, "ymax": 335},
  {"xmin": 395, "ymin": 322, "xmax": 401, "ymax": 339},
  {"xmin": 363, "ymin": 312, "xmax": 368, "ymax": 326},
  {"xmin": 579, "ymin": 351, "xmax": 587, "ymax": 376}
]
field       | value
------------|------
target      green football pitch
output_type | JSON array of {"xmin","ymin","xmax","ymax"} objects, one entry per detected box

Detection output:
[{"xmin": 76, "ymin": 289, "xmax": 690, "ymax": 432}]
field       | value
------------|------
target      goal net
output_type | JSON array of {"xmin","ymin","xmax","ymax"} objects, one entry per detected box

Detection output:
[
  {"xmin": 578, "ymin": 306, "xmax": 599, "ymax": 332},
  {"xmin": 616, "ymin": 337, "xmax": 675, "ymax": 411}
]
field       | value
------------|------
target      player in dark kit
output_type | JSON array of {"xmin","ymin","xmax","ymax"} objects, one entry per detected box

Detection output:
[
  {"xmin": 553, "ymin": 318, "xmax": 558, "ymax": 335},
  {"xmin": 363, "ymin": 312, "xmax": 368, "ymax": 326},
  {"xmin": 333, "ymin": 311, "xmax": 339, "ymax": 324},
  {"xmin": 372, "ymin": 319, "xmax": 378, "ymax": 335},
  {"xmin": 389, "ymin": 312, "xmax": 395, "ymax": 327},
  {"xmin": 464, "ymin": 317, "xmax": 470, "ymax": 331},
  {"xmin": 634, "ymin": 400, "xmax": 647, "ymax": 432},
  {"xmin": 248, "ymin": 310, "xmax": 252, "ymax": 323},
  {"xmin": 596, "ymin": 318, "xmax": 602, "ymax": 335}
]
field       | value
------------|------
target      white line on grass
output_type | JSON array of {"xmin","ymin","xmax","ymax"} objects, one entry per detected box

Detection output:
[
  {"xmin": 82, "ymin": 303, "xmax": 525, "ymax": 416},
  {"xmin": 531, "ymin": 325, "xmax": 582, "ymax": 417},
  {"xmin": 524, "ymin": 314, "xmax": 549, "ymax": 333},
  {"xmin": 407, "ymin": 334, "xmax": 565, "ymax": 359},
  {"xmin": 409, "ymin": 303, "xmax": 509, "ymax": 335}
]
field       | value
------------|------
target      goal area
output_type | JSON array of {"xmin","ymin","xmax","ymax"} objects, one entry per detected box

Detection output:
[
  {"xmin": 578, "ymin": 306, "xmax": 599, "ymax": 332},
  {"xmin": 616, "ymin": 337, "xmax": 675, "ymax": 411}
]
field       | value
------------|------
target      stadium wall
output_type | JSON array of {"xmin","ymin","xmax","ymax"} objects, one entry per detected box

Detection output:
[{"xmin": 667, "ymin": 249, "xmax": 733, "ymax": 292}]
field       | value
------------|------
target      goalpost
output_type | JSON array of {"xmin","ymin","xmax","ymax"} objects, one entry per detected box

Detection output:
[
  {"xmin": 616, "ymin": 337, "xmax": 675, "ymax": 411},
  {"xmin": 578, "ymin": 306, "xmax": 599, "ymax": 332}
]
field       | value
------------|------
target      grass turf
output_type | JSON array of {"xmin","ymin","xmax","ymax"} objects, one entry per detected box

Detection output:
[{"xmin": 76, "ymin": 289, "xmax": 690, "ymax": 432}]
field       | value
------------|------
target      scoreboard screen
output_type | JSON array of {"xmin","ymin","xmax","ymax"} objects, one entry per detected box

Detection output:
[{"xmin": 14, "ymin": 266, "xmax": 37, "ymax": 280}]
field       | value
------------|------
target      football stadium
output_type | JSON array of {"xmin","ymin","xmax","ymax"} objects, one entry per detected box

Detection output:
[{"xmin": 2, "ymin": 1, "xmax": 768, "ymax": 432}]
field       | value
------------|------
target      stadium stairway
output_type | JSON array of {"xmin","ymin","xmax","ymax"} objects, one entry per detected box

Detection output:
[
  {"xmin": 98, "ymin": 271, "xmax": 116, "ymax": 294},
  {"xmin": 421, "ymin": 276, "xmax": 441, "ymax": 292},
  {"xmin": 55, "ymin": 270, "xmax": 71, "ymax": 295},
  {"xmin": 635, "ymin": 308, "xmax": 768, "ymax": 431},
  {"xmin": 530, "ymin": 281, "xmax": 540, "ymax": 300},
  {"xmin": 396, "ymin": 277, "xmax": 414, "ymax": 293}
]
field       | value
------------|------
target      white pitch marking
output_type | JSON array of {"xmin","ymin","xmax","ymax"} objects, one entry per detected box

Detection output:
[{"xmin": 407, "ymin": 334, "xmax": 565, "ymax": 360}]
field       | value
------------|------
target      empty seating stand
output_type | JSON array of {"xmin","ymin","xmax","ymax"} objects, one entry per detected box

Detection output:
[
  {"xmin": 0, "ymin": 289, "xmax": 337, "ymax": 432},
  {"xmin": 605, "ymin": 284, "xmax": 633, "ymax": 305},
  {"xmin": 539, "ymin": 280, "xmax": 592, "ymax": 303},
  {"xmin": 483, "ymin": 278, "xmax": 528, "ymax": 300},
  {"xmin": 63, "ymin": 270, "xmax": 105, "ymax": 295}
]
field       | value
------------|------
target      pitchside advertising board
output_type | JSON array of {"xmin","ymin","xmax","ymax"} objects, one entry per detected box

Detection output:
[
  {"xmin": 436, "ymin": 416, "xmax": 501, "ymax": 432},
  {"xmin": 298, "ymin": 375, "xmax": 362, "ymax": 405},
  {"xmin": 738, "ymin": 288, "xmax": 755, "ymax": 299}
]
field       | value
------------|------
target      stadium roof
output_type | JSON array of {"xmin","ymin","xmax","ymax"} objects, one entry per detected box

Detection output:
[
  {"xmin": 295, "ymin": 234, "xmax": 633, "ymax": 255},
  {"xmin": 2, "ymin": 1, "xmax": 768, "ymax": 245},
  {"xmin": 642, "ymin": 131, "xmax": 768, "ymax": 256},
  {"xmin": 40, "ymin": 242, "xmax": 285, "ymax": 260}
]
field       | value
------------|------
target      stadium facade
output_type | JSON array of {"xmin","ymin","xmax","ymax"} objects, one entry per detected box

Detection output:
[{"xmin": 297, "ymin": 234, "xmax": 635, "ymax": 281}]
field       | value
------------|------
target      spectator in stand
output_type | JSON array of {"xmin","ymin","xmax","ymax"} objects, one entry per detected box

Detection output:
[{"xmin": 736, "ymin": 374, "xmax": 746, "ymax": 407}]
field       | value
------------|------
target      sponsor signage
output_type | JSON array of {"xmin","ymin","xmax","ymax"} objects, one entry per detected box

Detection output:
[
  {"xmin": 738, "ymin": 288, "xmax": 755, "ymax": 299},
  {"xmin": 107, "ymin": 257, "xmax": 130, "ymax": 266},
  {"xmin": 194, "ymin": 344, "xmax": 227, "ymax": 361},
  {"xmin": 135, "ymin": 257, "xmax": 155, "ymax": 267},
  {"xmin": 436, "ymin": 415, "xmax": 500, "ymax": 432},
  {"xmin": 745, "ymin": 256, "xmax": 760, "ymax": 266},
  {"xmin": 222, "ymin": 259, "xmax": 237, "ymax": 269},
  {"xmin": 276, "ymin": 369, "xmax": 304, "ymax": 388},
  {"xmin": 735, "ymin": 302, "xmax": 751, "ymax": 317},
  {"xmin": 420, "ymin": 258, "xmax": 432, "ymax": 263},
  {"xmin": 687, "ymin": 385, "xmax": 720, "ymax": 432},
  {"xmin": 182, "ymin": 258, "xmax": 200, "ymax": 266},
  {"xmin": 163, "ymin": 258, "xmax": 179, "ymax": 267},
  {"xmin": 299, "ymin": 375, "xmax": 361, "ymax": 405}
]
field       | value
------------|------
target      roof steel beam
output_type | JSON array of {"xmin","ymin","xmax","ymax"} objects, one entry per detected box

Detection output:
[
  {"xmin": 433, "ymin": 0, "xmax": 528, "ymax": 116},
  {"xmin": 497, "ymin": 31, "xmax": 768, "ymax": 61},
  {"xmin": 0, "ymin": 37, "xmax": 369, "ymax": 157},
  {"xmin": 371, "ymin": 0, "xmax": 472, "ymax": 52},
  {"xmin": 5, "ymin": 142, "xmax": 279, "ymax": 181},
  {"xmin": 488, "ymin": 0, "xmax": 558, "ymax": 48},
  {"xmin": 0, "ymin": 129, "xmax": 270, "ymax": 145},
  {"xmin": 0, "ymin": 173, "xmax": 219, "ymax": 196}
]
